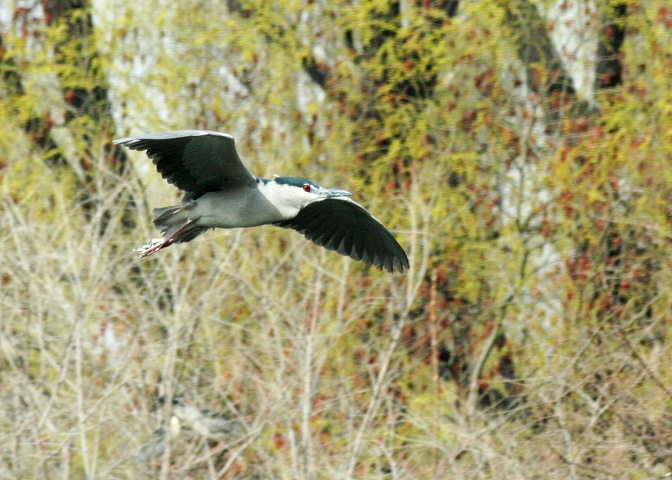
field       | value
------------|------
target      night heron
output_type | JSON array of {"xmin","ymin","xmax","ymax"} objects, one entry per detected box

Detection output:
[
  {"xmin": 114, "ymin": 130, "xmax": 409, "ymax": 272},
  {"xmin": 133, "ymin": 396, "xmax": 242, "ymax": 463}
]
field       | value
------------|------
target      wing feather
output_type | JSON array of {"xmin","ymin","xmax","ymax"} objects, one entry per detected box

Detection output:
[
  {"xmin": 113, "ymin": 130, "xmax": 256, "ymax": 198},
  {"xmin": 274, "ymin": 197, "xmax": 408, "ymax": 273}
]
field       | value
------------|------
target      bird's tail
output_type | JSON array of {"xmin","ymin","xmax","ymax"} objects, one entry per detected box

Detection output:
[{"xmin": 153, "ymin": 202, "xmax": 207, "ymax": 244}]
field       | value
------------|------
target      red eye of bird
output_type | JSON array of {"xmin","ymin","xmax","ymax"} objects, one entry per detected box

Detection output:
[{"xmin": 302, "ymin": 184, "xmax": 311, "ymax": 192}]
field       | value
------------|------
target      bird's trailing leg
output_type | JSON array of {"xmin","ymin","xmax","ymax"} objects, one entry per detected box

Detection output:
[{"xmin": 134, "ymin": 218, "xmax": 197, "ymax": 258}]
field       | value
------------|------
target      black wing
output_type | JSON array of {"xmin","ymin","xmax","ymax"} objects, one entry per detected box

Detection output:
[
  {"xmin": 274, "ymin": 197, "xmax": 408, "ymax": 273},
  {"xmin": 113, "ymin": 130, "xmax": 257, "ymax": 199}
]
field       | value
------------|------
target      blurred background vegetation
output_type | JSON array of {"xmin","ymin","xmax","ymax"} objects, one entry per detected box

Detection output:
[{"xmin": 1, "ymin": 0, "xmax": 671, "ymax": 478}]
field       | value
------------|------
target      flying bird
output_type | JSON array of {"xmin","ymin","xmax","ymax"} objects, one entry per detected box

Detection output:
[{"xmin": 113, "ymin": 130, "xmax": 408, "ymax": 272}]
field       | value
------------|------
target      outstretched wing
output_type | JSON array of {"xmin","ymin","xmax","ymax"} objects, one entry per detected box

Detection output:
[
  {"xmin": 274, "ymin": 197, "xmax": 408, "ymax": 273},
  {"xmin": 113, "ymin": 130, "xmax": 257, "ymax": 199}
]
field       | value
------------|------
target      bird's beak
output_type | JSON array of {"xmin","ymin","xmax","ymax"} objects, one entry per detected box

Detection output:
[{"xmin": 318, "ymin": 187, "xmax": 352, "ymax": 198}]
